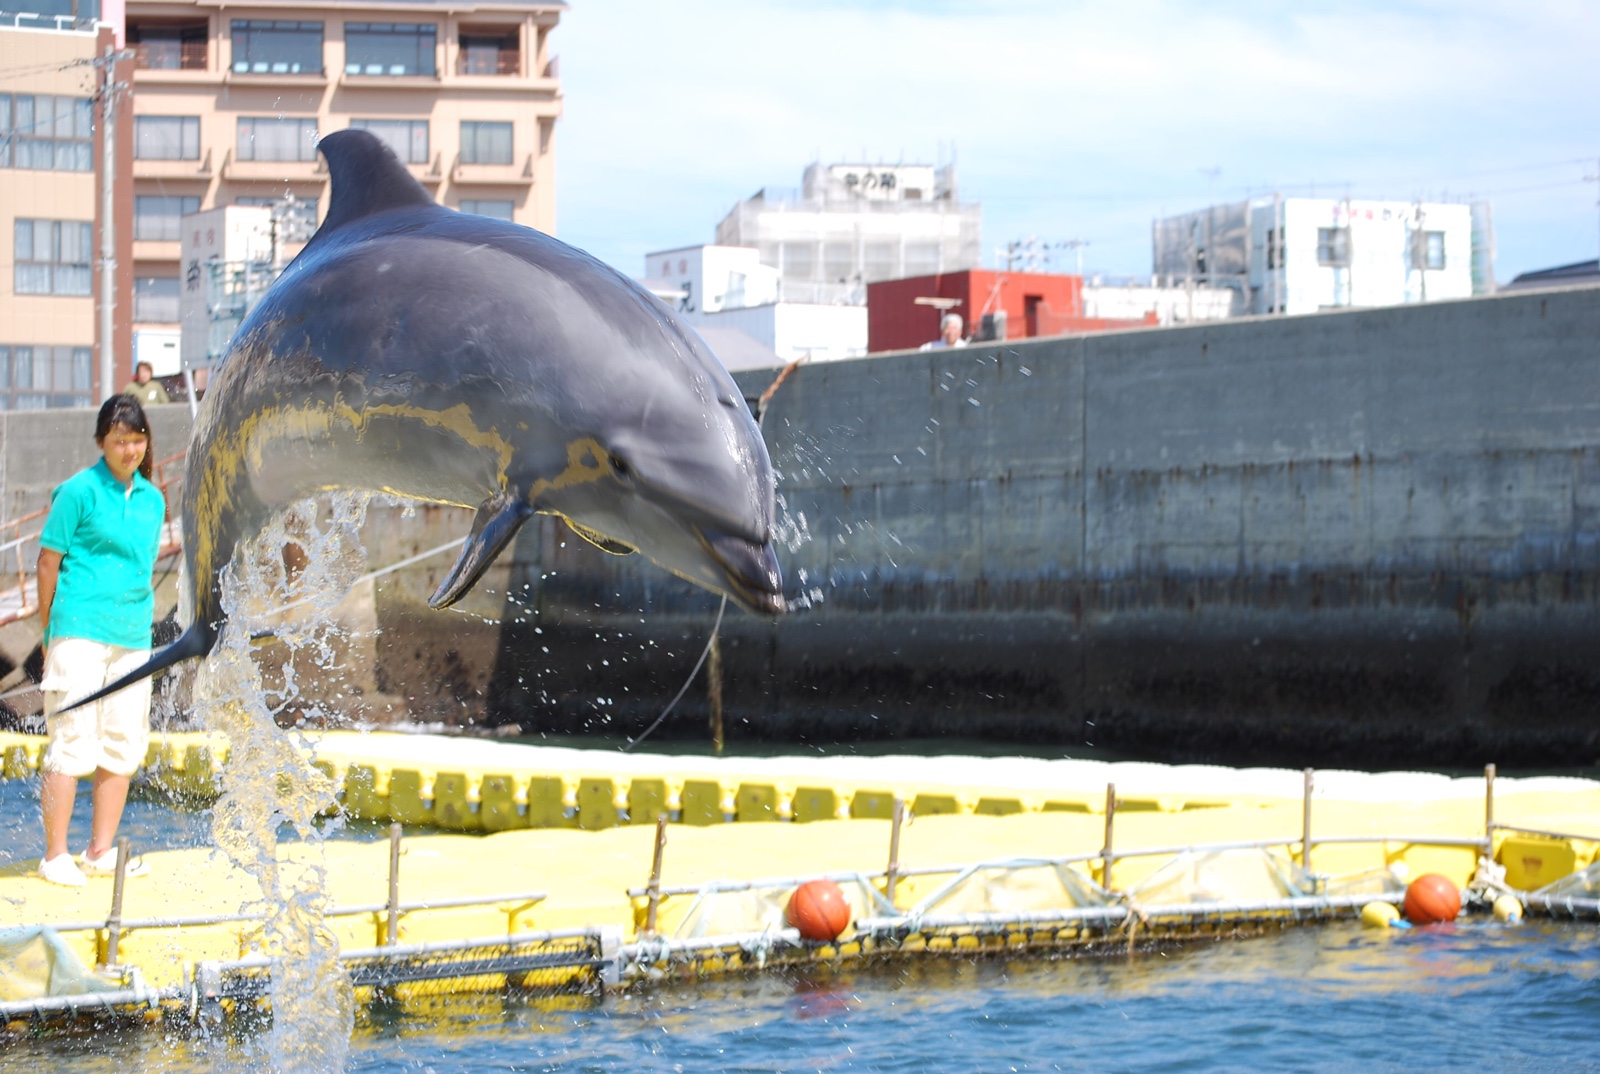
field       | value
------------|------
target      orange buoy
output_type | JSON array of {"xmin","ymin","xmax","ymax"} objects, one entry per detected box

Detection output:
[
  {"xmin": 786, "ymin": 879, "xmax": 851, "ymax": 942},
  {"xmin": 1403, "ymin": 873, "xmax": 1461, "ymax": 925}
]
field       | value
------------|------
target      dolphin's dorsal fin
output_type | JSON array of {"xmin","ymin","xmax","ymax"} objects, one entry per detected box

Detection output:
[
  {"xmin": 315, "ymin": 128, "xmax": 436, "ymax": 235},
  {"xmin": 430, "ymin": 491, "xmax": 534, "ymax": 609}
]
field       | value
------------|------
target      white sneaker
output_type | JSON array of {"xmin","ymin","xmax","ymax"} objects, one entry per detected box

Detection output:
[
  {"xmin": 39, "ymin": 854, "xmax": 87, "ymax": 887},
  {"xmin": 81, "ymin": 846, "xmax": 149, "ymax": 879}
]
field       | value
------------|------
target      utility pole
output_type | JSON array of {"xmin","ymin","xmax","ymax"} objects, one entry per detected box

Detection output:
[{"xmin": 97, "ymin": 45, "xmax": 132, "ymax": 403}]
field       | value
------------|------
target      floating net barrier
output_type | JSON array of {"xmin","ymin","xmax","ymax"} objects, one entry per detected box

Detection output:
[
  {"xmin": 189, "ymin": 927, "xmax": 615, "ymax": 1022},
  {"xmin": 1524, "ymin": 860, "xmax": 1600, "ymax": 919}
]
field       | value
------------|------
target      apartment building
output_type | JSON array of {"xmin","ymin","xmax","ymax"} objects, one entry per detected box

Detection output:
[
  {"xmin": 126, "ymin": 0, "xmax": 564, "ymax": 371},
  {"xmin": 1, "ymin": 14, "xmax": 129, "ymax": 409}
]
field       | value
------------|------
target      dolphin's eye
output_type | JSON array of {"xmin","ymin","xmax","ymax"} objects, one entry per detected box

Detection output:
[{"xmin": 608, "ymin": 454, "xmax": 630, "ymax": 478}]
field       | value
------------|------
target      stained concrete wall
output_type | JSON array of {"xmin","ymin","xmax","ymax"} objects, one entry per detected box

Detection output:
[
  {"xmin": 8, "ymin": 288, "xmax": 1599, "ymax": 765},
  {"xmin": 487, "ymin": 284, "xmax": 1600, "ymax": 766}
]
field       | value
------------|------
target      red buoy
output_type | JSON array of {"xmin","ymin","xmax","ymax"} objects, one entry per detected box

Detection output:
[
  {"xmin": 1403, "ymin": 873, "xmax": 1461, "ymax": 925},
  {"xmin": 786, "ymin": 879, "xmax": 851, "ymax": 942}
]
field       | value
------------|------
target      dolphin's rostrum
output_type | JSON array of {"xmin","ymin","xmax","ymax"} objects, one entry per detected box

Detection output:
[{"xmin": 68, "ymin": 128, "xmax": 783, "ymax": 711}]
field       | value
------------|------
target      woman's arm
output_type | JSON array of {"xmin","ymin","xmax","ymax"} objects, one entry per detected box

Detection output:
[{"xmin": 36, "ymin": 547, "xmax": 62, "ymax": 646}]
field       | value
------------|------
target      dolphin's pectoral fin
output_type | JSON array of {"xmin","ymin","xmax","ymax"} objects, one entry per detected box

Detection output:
[
  {"xmin": 564, "ymin": 517, "xmax": 637, "ymax": 556},
  {"xmin": 429, "ymin": 492, "xmax": 534, "ymax": 609}
]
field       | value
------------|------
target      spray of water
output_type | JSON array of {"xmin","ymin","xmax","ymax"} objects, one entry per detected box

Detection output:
[{"xmin": 188, "ymin": 492, "xmax": 373, "ymax": 1071}]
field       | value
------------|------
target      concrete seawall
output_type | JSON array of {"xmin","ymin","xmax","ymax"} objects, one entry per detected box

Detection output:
[
  {"xmin": 484, "ymin": 284, "xmax": 1600, "ymax": 766},
  {"xmin": 5, "ymin": 286, "xmax": 1598, "ymax": 765}
]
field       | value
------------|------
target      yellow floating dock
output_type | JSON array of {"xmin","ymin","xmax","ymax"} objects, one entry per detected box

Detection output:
[{"xmin": 1, "ymin": 730, "xmax": 1597, "ymax": 1020}]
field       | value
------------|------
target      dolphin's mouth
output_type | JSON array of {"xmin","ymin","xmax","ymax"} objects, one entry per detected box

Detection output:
[{"xmin": 700, "ymin": 527, "xmax": 785, "ymax": 615}]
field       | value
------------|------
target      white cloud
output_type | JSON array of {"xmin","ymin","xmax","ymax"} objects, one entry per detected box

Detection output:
[{"xmin": 554, "ymin": 1, "xmax": 1600, "ymax": 280}]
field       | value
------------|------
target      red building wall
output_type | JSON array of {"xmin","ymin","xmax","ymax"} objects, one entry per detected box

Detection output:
[{"xmin": 866, "ymin": 269, "xmax": 1155, "ymax": 353}]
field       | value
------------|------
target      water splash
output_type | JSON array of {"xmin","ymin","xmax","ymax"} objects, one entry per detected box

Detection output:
[{"xmin": 189, "ymin": 492, "xmax": 373, "ymax": 1072}]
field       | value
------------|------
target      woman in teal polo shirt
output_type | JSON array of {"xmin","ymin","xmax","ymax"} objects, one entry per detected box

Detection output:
[{"xmin": 35, "ymin": 395, "xmax": 166, "ymax": 887}]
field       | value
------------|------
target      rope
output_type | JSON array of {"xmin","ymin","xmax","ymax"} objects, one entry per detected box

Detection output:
[{"xmin": 621, "ymin": 596, "xmax": 726, "ymax": 754}]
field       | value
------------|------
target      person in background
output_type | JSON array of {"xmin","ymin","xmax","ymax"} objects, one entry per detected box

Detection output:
[
  {"xmin": 920, "ymin": 312, "xmax": 969, "ymax": 350},
  {"xmin": 123, "ymin": 361, "xmax": 170, "ymax": 406},
  {"xmin": 35, "ymin": 396, "xmax": 165, "ymax": 887}
]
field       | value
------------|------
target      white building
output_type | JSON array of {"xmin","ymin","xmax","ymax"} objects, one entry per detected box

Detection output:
[
  {"xmin": 1153, "ymin": 197, "xmax": 1494, "ymax": 316},
  {"xmin": 715, "ymin": 162, "xmax": 982, "ymax": 305},
  {"xmin": 644, "ymin": 244, "xmax": 778, "ymax": 315},
  {"xmin": 643, "ymin": 243, "xmax": 866, "ymax": 367}
]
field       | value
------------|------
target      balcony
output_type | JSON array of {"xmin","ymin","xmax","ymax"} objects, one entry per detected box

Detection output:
[
  {"xmin": 224, "ymin": 68, "xmax": 328, "ymax": 88},
  {"xmin": 134, "ymin": 41, "xmax": 207, "ymax": 71},
  {"xmin": 451, "ymin": 152, "xmax": 535, "ymax": 186},
  {"xmin": 133, "ymin": 147, "xmax": 214, "ymax": 181},
  {"xmin": 222, "ymin": 149, "xmax": 327, "ymax": 183},
  {"xmin": 408, "ymin": 154, "xmax": 444, "ymax": 187},
  {"xmin": 456, "ymin": 48, "xmax": 518, "ymax": 76},
  {"xmin": 340, "ymin": 71, "xmax": 441, "ymax": 92}
]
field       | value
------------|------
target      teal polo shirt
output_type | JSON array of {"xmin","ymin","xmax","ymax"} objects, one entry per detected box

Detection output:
[{"xmin": 39, "ymin": 459, "xmax": 166, "ymax": 649}]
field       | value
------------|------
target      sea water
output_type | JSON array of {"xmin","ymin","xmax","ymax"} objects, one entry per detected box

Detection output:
[{"xmin": 2, "ymin": 775, "xmax": 1597, "ymax": 1073}]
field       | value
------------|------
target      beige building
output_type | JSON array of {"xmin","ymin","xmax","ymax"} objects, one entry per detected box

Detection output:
[
  {"xmin": 125, "ymin": 0, "xmax": 564, "ymax": 367},
  {"xmin": 1, "ymin": 19, "xmax": 124, "ymax": 410}
]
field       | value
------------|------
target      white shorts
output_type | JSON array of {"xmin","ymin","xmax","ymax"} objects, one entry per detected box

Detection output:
[{"xmin": 41, "ymin": 637, "xmax": 153, "ymax": 778}]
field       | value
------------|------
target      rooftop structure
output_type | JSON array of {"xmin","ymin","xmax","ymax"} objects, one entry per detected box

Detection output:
[
  {"xmin": 1153, "ymin": 196, "xmax": 1495, "ymax": 317},
  {"xmin": 715, "ymin": 161, "xmax": 981, "ymax": 306}
]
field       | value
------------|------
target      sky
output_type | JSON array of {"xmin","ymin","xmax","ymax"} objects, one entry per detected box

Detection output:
[{"xmin": 552, "ymin": 0, "xmax": 1600, "ymax": 285}]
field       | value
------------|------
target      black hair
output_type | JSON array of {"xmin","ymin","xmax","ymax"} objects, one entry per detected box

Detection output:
[{"xmin": 95, "ymin": 394, "xmax": 155, "ymax": 481}]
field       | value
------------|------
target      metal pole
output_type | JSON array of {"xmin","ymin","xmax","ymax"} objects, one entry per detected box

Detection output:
[
  {"xmin": 1301, "ymin": 768, "xmax": 1314, "ymax": 871},
  {"xmin": 1484, "ymin": 763, "xmax": 1496, "ymax": 842},
  {"xmin": 385, "ymin": 822, "xmax": 402, "ymax": 946},
  {"xmin": 707, "ymin": 635, "xmax": 723, "ymax": 757},
  {"xmin": 98, "ymin": 45, "xmax": 117, "ymax": 402},
  {"xmin": 644, "ymin": 813, "xmax": 668, "ymax": 936},
  {"xmin": 103, "ymin": 836, "xmax": 130, "ymax": 967},
  {"xmin": 885, "ymin": 798, "xmax": 905, "ymax": 905},
  {"xmin": 1101, "ymin": 783, "xmax": 1117, "ymax": 891}
]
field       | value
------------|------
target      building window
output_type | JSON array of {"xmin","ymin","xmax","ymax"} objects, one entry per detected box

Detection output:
[
  {"xmin": 458, "ymin": 31, "xmax": 518, "ymax": 75},
  {"xmin": 459, "ymin": 200, "xmax": 514, "ymax": 221},
  {"xmin": 236, "ymin": 196, "xmax": 319, "ymax": 242},
  {"xmin": 351, "ymin": 119, "xmax": 429, "ymax": 163},
  {"xmin": 863, "ymin": 241, "xmax": 898, "ymax": 282},
  {"xmin": 14, "ymin": 219, "xmax": 92, "ymax": 296},
  {"xmin": 1413, "ymin": 230, "xmax": 1446, "ymax": 271},
  {"xmin": 0, "ymin": 345, "xmax": 92, "ymax": 409},
  {"xmin": 238, "ymin": 117, "xmax": 318, "ymax": 162},
  {"xmin": 231, "ymin": 20, "xmax": 323, "ymax": 75},
  {"xmin": 781, "ymin": 242, "xmax": 815, "ymax": 280},
  {"xmin": 130, "ymin": 22, "xmax": 207, "ymax": 70},
  {"xmin": 1316, "ymin": 227, "xmax": 1350, "ymax": 267},
  {"xmin": 0, "ymin": 94, "xmax": 93, "ymax": 171},
  {"xmin": 135, "ymin": 115, "xmax": 200, "ymax": 160},
  {"xmin": 135, "ymin": 276, "xmax": 181, "ymax": 322},
  {"xmin": 459, "ymin": 121, "xmax": 512, "ymax": 165},
  {"xmin": 135, "ymin": 195, "xmax": 201, "ymax": 241},
  {"xmin": 1265, "ymin": 226, "xmax": 1283, "ymax": 270},
  {"xmin": 345, "ymin": 23, "xmax": 435, "ymax": 77},
  {"xmin": 905, "ymin": 241, "xmax": 942, "ymax": 277},
  {"xmin": 822, "ymin": 242, "xmax": 852, "ymax": 283}
]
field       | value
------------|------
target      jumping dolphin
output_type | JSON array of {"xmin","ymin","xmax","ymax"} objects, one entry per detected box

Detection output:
[{"xmin": 66, "ymin": 128, "xmax": 783, "ymax": 711}]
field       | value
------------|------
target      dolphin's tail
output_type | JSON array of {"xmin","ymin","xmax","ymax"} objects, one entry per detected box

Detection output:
[{"xmin": 54, "ymin": 621, "xmax": 216, "ymax": 714}]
